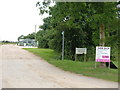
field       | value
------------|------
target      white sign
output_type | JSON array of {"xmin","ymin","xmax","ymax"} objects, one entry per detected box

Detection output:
[
  {"xmin": 76, "ymin": 48, "xmax": 87, "ymax": 54},
  {"xmin": 96, "ymin": 46, "xmax": 110, "ymax": 62}
]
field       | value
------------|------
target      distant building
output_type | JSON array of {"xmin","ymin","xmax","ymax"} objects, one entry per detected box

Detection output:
[{"xmin": 18, "ymin": 39, "xmax": 37, "ymax": 47}]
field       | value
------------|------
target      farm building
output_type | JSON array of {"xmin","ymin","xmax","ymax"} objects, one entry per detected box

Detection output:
[{"xmin": 18, "ymin": 39, "xmax": 37, "ymax": 47}]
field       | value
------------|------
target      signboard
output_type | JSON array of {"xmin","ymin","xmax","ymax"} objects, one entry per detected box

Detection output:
[
  {"xmin": 76, "ymin": 48, "xmax": 87, "ymax": 54},
  {"xmin": 96, "ymin": 46, "xmax": 110, "ymax": 62}
]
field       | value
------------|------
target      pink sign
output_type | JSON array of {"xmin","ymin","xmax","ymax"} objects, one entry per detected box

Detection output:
[
  {"xmin": 96, "ymin": 47, "xmax": 110, "ymax": 62},
  {"xmin": 96, "ymin": 59, "xmax": 110, "ymax": 62}
]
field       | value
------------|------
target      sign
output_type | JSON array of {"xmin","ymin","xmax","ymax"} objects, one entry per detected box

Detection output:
[
  {"xmin": 96, "ymin": 46, "xmax": 110, "ymax": 62},
  {"xmin": 62, "ymin": 31, "xmax": 64, "ymax": 35},
  {"xmin": 76, "ymin": 48, "xmax": 87, "ymax": 54}
]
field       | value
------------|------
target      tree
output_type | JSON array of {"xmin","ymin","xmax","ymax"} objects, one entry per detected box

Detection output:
[
  {"xmin": 18, "ymin": 35, "xmax": 24, "ymax": 41},
  {"xmin": 36, "ymin": 2, "xmax": 118, "ymax": 62},
  {"xmin": 24, "ymin": 33, "xmax": 35, "ymax": 39}
]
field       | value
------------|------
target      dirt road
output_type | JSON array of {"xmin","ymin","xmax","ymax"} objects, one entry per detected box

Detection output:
[{"xmin": 0, "ymin": 44, "xmax": 118, "ymax": 88}]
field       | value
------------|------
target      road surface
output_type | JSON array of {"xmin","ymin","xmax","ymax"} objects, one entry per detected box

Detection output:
[{"xmin": 0, "ymin": 44, "xmax": 118, "ymax": 88}]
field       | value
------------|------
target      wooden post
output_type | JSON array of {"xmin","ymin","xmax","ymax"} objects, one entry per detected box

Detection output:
[
  {"xmin": 94, "ymin": 47, "xmax": 96, "ymax": 68},
  {"xmin": 108, "ymin": 62, "xmax": 110, "ymax": 69},
  {"xmin": 95, "ymin": 47, "xmax": 96, "ymax": 68},
  {"xmin": 84, "ymin": 54, "xmax": 86, "ymax": 62},
  {"xmin": 75, "ymin": 48, "xmax": 77, "ymax": 61},
  {"xmin": 75, "ymin": 54, "xmax": 77, "ymax": 61}
]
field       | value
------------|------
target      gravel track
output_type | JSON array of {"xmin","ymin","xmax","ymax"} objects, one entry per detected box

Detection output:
[{"xmin": 0, "ymin": 44, "xmax": 118, "ymax": 88}]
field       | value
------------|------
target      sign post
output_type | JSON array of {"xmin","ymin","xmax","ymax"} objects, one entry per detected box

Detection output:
[
  {"xmin": 75, "ymin": 48, "xmax": 87, "ymax": 61},
  {"xmin": 95, "ymin": 46, "xmax": 111, "ymax": 68},
  {"xmin": 62, "ymin": 31, "xmax": 64, "ymax": 60}
]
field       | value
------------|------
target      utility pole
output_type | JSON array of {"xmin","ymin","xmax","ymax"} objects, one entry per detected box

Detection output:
[
  {"xmin": 62, "ymin": 31, "xmax": 64, "ymax": 60},
  {"xmin": 35, "ymin": 25, "xmax": 37, "ymax": 47},
  {"xmin": 35, "ymin": 25, "xmax": 37, "ymax": 41}
]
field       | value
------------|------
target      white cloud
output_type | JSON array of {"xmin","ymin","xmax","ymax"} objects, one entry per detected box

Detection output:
[{"xmin": 0, "ymin": 0, "xmax": 48, "ymax": 41}]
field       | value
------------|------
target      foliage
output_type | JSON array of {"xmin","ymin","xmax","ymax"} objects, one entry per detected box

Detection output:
[
  {"xmin": 0, "ymin": 41, "xmax": 17, "ymax": 44},
  {"xmin": 18, "ymin": 35, "xmax": 24, "ymax": 41},
  {"xmin": 36, "ymin": 30, "xmax": 48, "ymax": 48},
  {"xmin": 24, "ymin": 33, "xmax": 35, "ymax": 39},
  {"xmin": 35, "ymin": 2, "xmax": 118, "ymax": 61},
  {"xmin": 18, "ymin": 33, "xmax": 35, "ymax": 41}
]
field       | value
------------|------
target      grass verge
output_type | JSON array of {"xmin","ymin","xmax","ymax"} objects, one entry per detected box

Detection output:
[{"xmin": 24, "ymin": 48, "xmax": 118, "ymax": 82}]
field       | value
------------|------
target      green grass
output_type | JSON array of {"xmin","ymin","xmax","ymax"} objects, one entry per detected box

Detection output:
[
  {"xmin": 112, "ymin": 61, "xmax": 118, "ymax": 68},
  {"xmin": 24, "ymin": 48, "xmax": 118, "ymax": 82}
]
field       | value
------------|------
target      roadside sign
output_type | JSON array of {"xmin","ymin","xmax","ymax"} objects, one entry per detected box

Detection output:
[
  {"xmin": 76, "ymin": 48, "xmax": 87, "ymax": 54},
  {"xmin": 96, "ymin": 46, "xmax": 110, "ymax": 62}
]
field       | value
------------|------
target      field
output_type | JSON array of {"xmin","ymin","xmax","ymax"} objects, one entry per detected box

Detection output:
[{"xmin": 24, "ymin": 48, "xmax": 118, "ymax": 82}]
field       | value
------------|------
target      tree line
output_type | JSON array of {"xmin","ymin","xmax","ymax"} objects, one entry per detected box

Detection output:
[{"xmin": 19, "ymin": 2, "xmax": 119, "ymax": 61}]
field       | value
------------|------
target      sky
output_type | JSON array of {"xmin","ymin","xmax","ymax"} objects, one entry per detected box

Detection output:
[
  {"xmin": 0, "ymin": 0, "xmax": 119, "ymax": 41},
  {"xmin": 0, "ymin": 0, "xmax": 48, "ymax": 41}
]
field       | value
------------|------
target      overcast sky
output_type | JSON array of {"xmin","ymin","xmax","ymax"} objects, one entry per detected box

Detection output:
[
  {"xmin": 0, "ymin": 0, "xmax": 49, "ymax": 41},
  {"xmin": 0, "ymin": 1, "xmax": 119, "ymax": 41}
]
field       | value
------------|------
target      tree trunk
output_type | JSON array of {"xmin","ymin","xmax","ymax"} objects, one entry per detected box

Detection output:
[
  {"xmin": 100, "ymin": 24, "xmax": 105, "ymax": 46},
  {"xmin": 99, "ymin": 24, "xmax": 106, "ymax": 67}
]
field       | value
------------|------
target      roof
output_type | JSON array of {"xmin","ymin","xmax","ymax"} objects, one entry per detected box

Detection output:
[{"xmin": 19, "ymin": 39, "xmax": 35, "ymax": 42}]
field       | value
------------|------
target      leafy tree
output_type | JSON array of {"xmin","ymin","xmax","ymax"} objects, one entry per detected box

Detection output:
[
  {"xmin": 36, "ymin": 2, "xmax": 118, "ymax": 61},
  {"xmin": 18, "ymin": 33, "xmax": 35, "ymax": 41},
  {"xmin": 18, "ymin": 35, "xmax": 25, "ymax": 41},
  {"xmin": 24, "ymin": 33, "xmax": 35, "ymax": 39}
]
